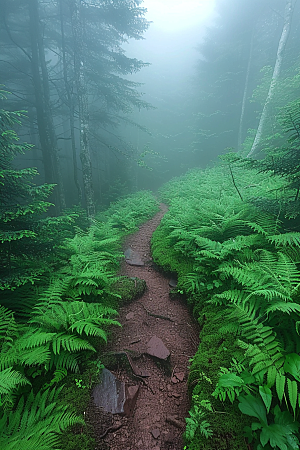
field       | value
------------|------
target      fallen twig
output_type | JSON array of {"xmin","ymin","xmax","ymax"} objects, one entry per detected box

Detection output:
[
  {"xmin": 129, "ymin": 338, "xmax": 141, "ymax": 345},
  {"xmin": 99, "ymin": 423, "xmax": 123, "ymax": 439}
]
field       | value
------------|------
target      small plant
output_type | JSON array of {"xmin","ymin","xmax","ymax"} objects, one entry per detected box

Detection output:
[
  {"xmin": 75, "ymin": 379, "xmax": 87, "ymax": 389},
  {"xmin": 185, "ymin": 403, "xmax": 213, "ymax": 441}
]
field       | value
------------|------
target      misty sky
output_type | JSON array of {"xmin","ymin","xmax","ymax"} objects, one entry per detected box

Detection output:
[{"xmin": 142, "ymin": 0, "xmax": 216, "ymax": 32}]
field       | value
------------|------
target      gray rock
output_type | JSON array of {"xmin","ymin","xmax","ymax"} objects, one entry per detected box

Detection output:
[
  {"xmin": 169, "ymin": 278, "xmax": 177, "ymax": 288},
  {"xmin": 92, "ymin": 368, "xmax": 139, "ymax": 417},
  {"xmin": 146, "ymin": 336, "xmax": 170, "ymax": 360},
  {"xmin": 151, "ymin": 428, "xmax": 160, "ymax": 439},
  {"xmin": 124, "ymin": 247, "xmax": 144, "ymax": 266}
]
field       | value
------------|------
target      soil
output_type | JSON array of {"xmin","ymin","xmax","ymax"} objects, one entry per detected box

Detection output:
[{"xmin": 87, "ymin": 204, "xmax": 199, "ymax": 450}]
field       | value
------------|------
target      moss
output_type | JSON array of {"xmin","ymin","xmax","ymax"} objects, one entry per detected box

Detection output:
[
  {"xmin": 151, "ymin": 224, "xmax": 193, "ymax": 278},
  {"xmin": 186, "ymin": 303, "xmax": 250, "ymax": 450},
  {"xmin": 58, "ymin": 367, "xmax": 98, "ymax": 450},
  {"xmin": 112, "ymin": 276, "xmax": 146, "ymax": 304}
]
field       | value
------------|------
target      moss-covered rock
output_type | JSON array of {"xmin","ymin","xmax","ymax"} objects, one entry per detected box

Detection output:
[{"xmin": 112, "ymin": 276, "xmax": 146, "ymax": 304}]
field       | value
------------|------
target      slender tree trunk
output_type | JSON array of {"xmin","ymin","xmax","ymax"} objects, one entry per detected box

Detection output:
[
  {"xmin": 247, "ymin": 0, "xmax": 293, "ymax": 158},
  {"xmin": 28, "ymin": 0, "xmax": 65, "ymax": 213},
  {"xmin": 60, "ymin": 0, "xmax": 82, "ymax": 206},
  {"xmin": 238, "ymin": 27, "xmax": 254, "ymax": 152},
  {"xmin": 70, "ymin": 0, "xmax": 95, "ymax": 218}
]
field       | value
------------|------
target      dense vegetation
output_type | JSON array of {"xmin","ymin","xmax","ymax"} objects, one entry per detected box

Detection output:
[
  {"xmin": 2, "ymin": 0, "xmax": 300, "ymax": 449},
  {"xmin": 152, "ymin": 100, "xmax": 300, "ymax": 449},
  {"xmin": 0, "ymin": 102, "xmax": 159, "ymax": 449}
]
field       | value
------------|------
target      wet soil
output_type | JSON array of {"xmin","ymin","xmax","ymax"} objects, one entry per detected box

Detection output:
[{"xmin": 88, "ymin": 204, "xmax": 199, "ymax": 450}]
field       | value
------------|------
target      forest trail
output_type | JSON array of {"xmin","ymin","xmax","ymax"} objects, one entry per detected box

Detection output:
[{"xmin": 89, "ymin": 204, "xmax": 199, "ymax": 450}]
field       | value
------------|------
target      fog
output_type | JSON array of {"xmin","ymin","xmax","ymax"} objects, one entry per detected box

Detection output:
[
  {"xmin": 122, "ymin": 4, "xmax": 217, "ymax": 190},
  {"xmin": 1, "ymin": 0, "xmax": 300, "ymax": 211}
]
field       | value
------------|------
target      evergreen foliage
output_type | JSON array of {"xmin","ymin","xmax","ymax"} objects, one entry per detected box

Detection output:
[{"xmin": 0, "ymin": 109, "xmax": 159, "ymax": 450}]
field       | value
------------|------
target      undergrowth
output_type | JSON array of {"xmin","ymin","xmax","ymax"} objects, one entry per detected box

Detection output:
[
  {"xmin": 0, "ymin": 189, "xmax": 158, "ymax": 450},
  {"xmin": 152, "ymin": 160, "xmax": 300, "ymax": 450}
]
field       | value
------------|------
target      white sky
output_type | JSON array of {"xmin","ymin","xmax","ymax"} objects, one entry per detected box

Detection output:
[{"xmin": 142, "ymin": 0, "xmax": 216, "ymax": 32}]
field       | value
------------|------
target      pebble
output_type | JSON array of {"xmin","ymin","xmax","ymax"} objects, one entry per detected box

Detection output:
[{"xmin": 151, "ymin": 428, "xmax": 160, "ymax": 439}]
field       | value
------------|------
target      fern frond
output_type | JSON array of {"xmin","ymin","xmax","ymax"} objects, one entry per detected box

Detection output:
[
  {"xmin": 267, "ymin": 232, "xmax": 300, "ymax": 248},
  {"xmin": 0, "ymin": 306, "xmax": 17, "ymax": 346},
  {"xmin": 0, "ymin": 367, "xmax": 30, "ymax": 394},
  {"xmin": 48, "ymin": 351, "xmax": 79, "ymax": 372},
  {"xmin": 266, "ymin": 302, "xmax": 300, "ymax": 315},
  {"xmin": 51, "ymin": 332, "xmax": 95, "ymax": 355},
  {"xmin": 0, "ymin": 387, "xmax": 83, "ymax": 449}
]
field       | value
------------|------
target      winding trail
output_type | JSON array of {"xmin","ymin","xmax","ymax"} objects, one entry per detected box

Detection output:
[{"xmin": 92, "ymin": 204, "xmax": 199, "ymax": 450}]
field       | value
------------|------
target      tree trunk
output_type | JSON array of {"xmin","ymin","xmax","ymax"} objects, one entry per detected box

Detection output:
[
  {"xmin": 247, "ymin": 0, "xmax": 293, "ymax": 158},
  {"xmin": 59, "ymin": 0, "xmax": 82, "ymax": 206},
  {"xmin": 70, "ymin": 0, "xmax": 95, "ymax": 219},
  {"xmin": 28, "ymin": 0, "xmax": 65, "ymax": 213},
  {"xmin": 237, "ymin": 27, "xmax": 254, "ymax": 152}
]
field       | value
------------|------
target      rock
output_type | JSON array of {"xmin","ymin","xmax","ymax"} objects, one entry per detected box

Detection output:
[
  {"xmin": 124, "ymin": 248, "xmax": 144, "ymax": 266},
  {"xmin": 92, "ymin": 368, "xmax": 125, "ymax": 415},
  {"xmin": 151, "ymin": 428, "xmax": 160, "ymax": 439},
  {"xmin": 171, "ymin": 376, "xmax": 179, "ymax": 384},
  {"xmin": 172, "ymin": 392, "xmax": 180, "ymax": 398},
  {"xmin": 92, "ymin": 368, "xmax": 139, "ymax": 417},
  {"xmin": 175, "ymin": 372, "xmax": 185, "ymax": 382},
  {"xmin": 146, "ymin": 336, "xmax": 170, "ymax": 360},
  {"xmin": 126, "ymin": 312, "xmax": 135, "ymax": 320},
  {"xmin": 123, "ymin": 385, "xmax": 140, "ymax": 417},
  {"xmin": 166, "ymin": 415, "xmax": 185, "ymax": 429},
  {"xmin": 169, "ymin": 278, "xmax": 177, "ymax": 288}
]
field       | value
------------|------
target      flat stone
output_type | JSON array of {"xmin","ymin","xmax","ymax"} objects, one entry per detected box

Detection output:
[
  {"xmin": 172, "ymin": 392, "xmax": 180, "ymax": 398},
  {"xmin": 92, "ymin": 368, "xmax": 125, "ymax": 415},
  {"xmin": 92, "ymin": 369, "xmax": 139, "ymax": 417},
  {"xmin": 171, "ymin": 376, "xmax": 179, "ymax": 384},
  {"xmin": 125, "ymin": 248, "xmax": 144, "ymax": 266},
  {"xmin": 175, "ymin": 372, "xmax": 185, "ymax": 382},
  {"xmin": 151, "ymin": 428, "xmax": 160, "ymax": 439},
  {"xmin": 146, "ymin": 336, "xmax": 170, "ymax": 361},
  {"xmin": 126, "ymin": 312, "xmax": 135, "ymax": 320},
  {"xmin": 136, "ymin": 368, "xmax": 150, "ymax": 377}
]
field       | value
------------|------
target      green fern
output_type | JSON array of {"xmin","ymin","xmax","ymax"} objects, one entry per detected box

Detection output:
[
  {"xmin": 0, "ymin": 367, "xmax": 30, "ymax": 395},
  {"xmin": 0, "ymin": 387, "xmax": 83, "ymax": 450}
]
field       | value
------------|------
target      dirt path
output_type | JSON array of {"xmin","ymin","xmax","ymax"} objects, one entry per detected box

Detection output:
[{"xmin": 91, "ymin": 204, "xmax": 199, "ymax": 450}]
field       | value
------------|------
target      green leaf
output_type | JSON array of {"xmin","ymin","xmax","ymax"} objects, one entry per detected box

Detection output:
[
  {"xmin": 238, "ymin": 394, "xmax": 268, "ymax": 426},
  {"xmin": 287, "ymin": 379, "xmax": 298, "ymax": 418},
  {"xmin": 267, "ymin": 366, "xmax": 277, "ymax": 388},
  {"xmin": 260, "ymin": 424, "xmax": 288, "ymax": 450},
  {"xmin": 284, "ymin": 354, "xmax": 300, "ymax": 382},
  {"xmin": 217, "ymin": 372, "xmax": 245, "ymax": 388},
  {"xmin": 259, "ymin": 385, "xmax": 272, "ymax": 414},
  {"xmin": 276, "ymin": 373, "xmax": 286, "ymax": 403}
]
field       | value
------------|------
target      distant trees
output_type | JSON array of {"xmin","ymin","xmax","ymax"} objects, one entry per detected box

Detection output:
[
  {"xmin": 192, "ymin": 0, "xmax": 300, "ymax": 164},
  {"xmin": 0, "ymin": 0, "xmax": 150, "ymax": 216},
  {"xmin": 247, "ymin": 0, "xmax": 294, "ymax": 158}
]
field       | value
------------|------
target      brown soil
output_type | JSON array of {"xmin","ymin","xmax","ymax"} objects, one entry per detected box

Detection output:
[{"xmin": 88, "ymin": 204, "xmax": 199, "ymax": 450}]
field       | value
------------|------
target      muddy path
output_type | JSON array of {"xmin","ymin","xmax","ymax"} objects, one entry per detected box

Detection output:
[{"xmin": 90, "ymin": 204, "xmax": 199, "ymax": 450}]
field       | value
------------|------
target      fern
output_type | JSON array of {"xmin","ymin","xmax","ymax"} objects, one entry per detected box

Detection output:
[
  {"xmin": 0, "ymin": 367, "xmax": 30, "ymax": 395},
  {"xmin": 0, "ymin": 387, "xmax": 83, "ymax": 450}
]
